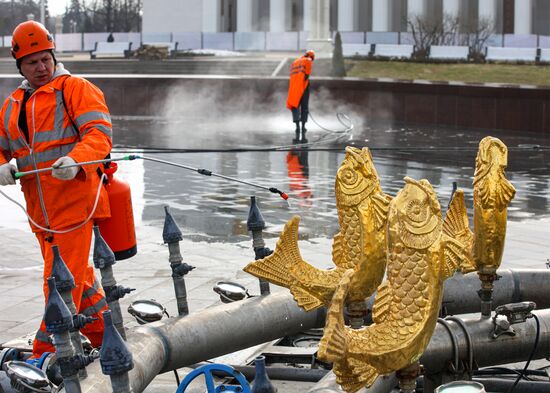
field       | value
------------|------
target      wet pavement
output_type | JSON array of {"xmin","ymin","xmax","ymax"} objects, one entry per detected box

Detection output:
[
  {"xmin": 110, "ymin": 115, "xmax": 550, "ymax": 243},
  {"xmin": 0, "ymin": 117, "xmax": 549, "ymax": 392}
]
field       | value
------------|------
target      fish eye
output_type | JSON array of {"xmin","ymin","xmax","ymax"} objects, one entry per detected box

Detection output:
[
  {"xmin": 339, "ymin": 168, "xmax": 358, "ymax": 185},
  {"xmin": 406, "ymin": 199, "xmax": 428, "ymax": 222}
]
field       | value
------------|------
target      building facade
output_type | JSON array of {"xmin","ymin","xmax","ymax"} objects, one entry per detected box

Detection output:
[{"xmin": 143, "ymin": 0, "xmax": 550, "ymax": 35}]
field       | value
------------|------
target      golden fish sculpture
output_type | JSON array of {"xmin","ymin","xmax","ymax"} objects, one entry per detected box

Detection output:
[
  {"xmin": 243, "ymin": 146, "xmax": 392, "ymax": 312},
  {"xmin": 472, "ymin": 136, "xmax": 516, "ymax": 272},
  {"xmin": 317, "ymin": 177, "xmax": 475, "ymax": 393}
]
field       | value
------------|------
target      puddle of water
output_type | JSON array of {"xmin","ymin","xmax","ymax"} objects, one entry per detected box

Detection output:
[{"xmin": 109, "ymin": 117, "xmax": 550, "ymax": 243}]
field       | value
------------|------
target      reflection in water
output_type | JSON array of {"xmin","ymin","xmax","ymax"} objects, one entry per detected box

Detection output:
[
  {"xmin": 108, "ymin": 117, "xmax": 550, "ymax": 243},
  {"xmin": 286, "ymin": 147, "xmax": 312, "ymax": 208}
]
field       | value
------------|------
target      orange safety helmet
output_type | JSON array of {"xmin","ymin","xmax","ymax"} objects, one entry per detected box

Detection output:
[
  {"xmin": 11, "ymin": 21, "xmax": 55, "ymax": 60},
  {"xmin": 305, "ymin": 50, "xmax": 315, "ymax": 60}
]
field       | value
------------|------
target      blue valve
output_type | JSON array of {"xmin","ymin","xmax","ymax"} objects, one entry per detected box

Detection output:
[{"xmin": 176, "ymin": 363, "xmax": 250, "ymax": 393}]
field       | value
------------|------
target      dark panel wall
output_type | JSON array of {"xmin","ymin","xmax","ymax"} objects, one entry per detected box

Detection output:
[{"xmin": 1, "ymin": 76, "xmax": 548, "ymax": 134}]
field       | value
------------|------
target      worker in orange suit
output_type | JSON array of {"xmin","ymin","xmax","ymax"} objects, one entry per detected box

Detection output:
[
  {"xmin": 0, "ymin": 21, "xmax": 111, "ymax": 357},
  {"xmin": 286, "ymin": 50, "xmax": 315, "ymax": 143}
]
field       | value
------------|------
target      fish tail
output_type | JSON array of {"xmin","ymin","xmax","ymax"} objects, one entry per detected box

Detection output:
[
  {"xmin": 245, "ymin": 216, "xmax": 326, "ymax": 311},
  {"xmin": 243, "ymin": 215, "xmax": 303, "ymax": 288},
  {"xmin": 334, "ymin": 361, "xmax": 379, "ymax": 392},
  {"xmin": 318, "ymin": 269, "xmax": 354, "ymax": 362}
]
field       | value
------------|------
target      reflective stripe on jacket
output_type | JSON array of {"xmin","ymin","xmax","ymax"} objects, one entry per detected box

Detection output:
[
  {"xmin": 286, "ymin": 56, "xmax": 312, "ymax": 110},
  {"xmin": 0, "ymin": 67, "xmax": 112, "ymax": 232}
]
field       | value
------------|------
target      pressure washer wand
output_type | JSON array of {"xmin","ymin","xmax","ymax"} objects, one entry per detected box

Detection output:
[
  {"xmin": 15, "ymin": 154, "xmax": 289, "ymax": 200},
  {"xmin": 14, "ymin": 156, "xmax": 138, "ymax": 179},
  {"xmin": 138, "ymin": 156, "xmax": 289, "ymax": 200}
]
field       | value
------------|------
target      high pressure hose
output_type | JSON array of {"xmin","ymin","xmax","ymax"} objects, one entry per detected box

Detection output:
[
  {"xmin": 269, "ymin": 111, "xmax": 354, "ymax": 151},
  {"xmin": 0, "ymin": 173, "xmax": 106, "ymax": 234}
]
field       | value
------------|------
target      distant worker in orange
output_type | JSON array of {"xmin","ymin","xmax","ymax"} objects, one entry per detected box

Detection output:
[
  {"xmin": 0, "ymin": 21, "xmax": 112, "ymax": 357},
  {"xmin": 286, "ymin": 50, "xmax": 315, "ymax": 143}
]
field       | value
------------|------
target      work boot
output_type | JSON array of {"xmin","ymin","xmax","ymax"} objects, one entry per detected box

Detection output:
[
  {"xmin": 293, "ymin": 123, "xmax": 300, "ymax": 143},
  {"xmin": 301, "ymin": 123, "xmax": 308, "ymax": 143}
]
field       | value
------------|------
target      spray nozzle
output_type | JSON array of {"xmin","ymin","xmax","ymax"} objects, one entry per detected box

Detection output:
[{"xmin": 269, "ymin": 187, "xmax": 289, "ymax": 200}]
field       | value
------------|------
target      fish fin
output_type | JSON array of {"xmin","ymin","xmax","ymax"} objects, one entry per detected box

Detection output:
[
  {"xmin": 243, "ymin": 215, "xmax": 304, "ymax": 288},
  {"xmin": 495, "ymin": 174, "xmax": 516, "ymax": 211},
  {"xmin": 289, "ymin": 287, "xmax": 324, "ymax": 311},
  {"xmin": 372, "ymin": 193, "xmax": 393, "ymax": 230},
  {"xmin": 443, "ymin": 189, "xmax": 471, "ymax": 238},
  {"xmin": 372, "ymin": 281, "xmax": 392, "ymax": 324},
  {"xmin": 443, "ymin": 236, "xmax": 474, "ymax": 277},
  {"xmin": 443, "ymin": 188, "xmax": 474, "ymax": 272},
  {"xmin": 332, "ymin": 232, "xmax": 345, "ymax": 267},
  {"xmin": 318, "ymin": 269, "xmax": 354, "ymax": 363}
]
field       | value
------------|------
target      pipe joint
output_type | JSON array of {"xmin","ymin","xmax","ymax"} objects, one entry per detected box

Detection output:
[
  {"xmin": 105, "ymin": 285, "xmax": 136, "ymax": 302},
  {"xmin": 254, "ymin": 246, "xmax": 273, "ymax": 260},
  {"xmin": 58, "ymin": 353, "xmax": 96, "ymax": 378},
  {"xmin": 172, "ymin": 262, "xmax": 195, "ymax": 277},
  {"xmin": 72, "ymin": 314, "xmax": 98, "ymax": 330}
]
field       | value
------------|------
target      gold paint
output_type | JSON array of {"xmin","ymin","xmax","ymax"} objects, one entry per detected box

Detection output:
[
  {"xmin": 473, "ymin": 136, "xmax": 516, "ymax": 272},
  {"xmin": 243, "ymin": 146, "xmax": 392, "ymax": 311},
  {"xmin": 317, "ymin": 178, "xmax": 473, "ymax": 393}
]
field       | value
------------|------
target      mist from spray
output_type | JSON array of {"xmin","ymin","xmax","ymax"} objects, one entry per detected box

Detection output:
[{"xmin": 144, "ymin": 79, "xmax": 365, "ymax": 149}]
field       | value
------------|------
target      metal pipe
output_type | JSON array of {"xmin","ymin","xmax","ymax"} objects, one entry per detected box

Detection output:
[
  {"xmin": 307, "ymin": 372, "xmax": 398, "ymax": 393},
  {"xmin": 221, "ymin": 364, "xmax": 327, "ymax": 382},
  {"xmin": 68, "ymin": 269, "xmax": 550, "ymax": 392},
  {"xmin": 363, "ymin": 269, "xmax": 550, "ymax": 320},
  {"xmin": 307, "ymin": 309, "xmax": 550, "ymax": 393},
  {"xmin": 93, "ymin": 226, "xmax": 126, "ymax": 339},
  {"xmin": 45, "ymin": 277, "xmax": 82, "ymax": 393},
  {"xmin": 100, "ymin": 310, "xmax": 134, "ymax": 393},
  {"xmin": 442, "ymin": 269, "xmax": 550, "ymax": 315},
  {"xmin": 163, "ymin": 206, "xmax": 194, "ymax": 316},
  {"xmin": 422, "ymin": 310, "xmax": 550, "ymax": 392},
  {"xmin": 473, "ymin": 378, "xmax": 550, "ymax": 393},
  {"xmin": 51, "ymin": 245, "xmax": 88, "ymax": 379},
  {"xmin": 247, "ymin": 196, "xmax": 272, "ymax": 296},
  {"xmin": 68, "ymin": 291, "xmax": 326, "ymax": 393}
]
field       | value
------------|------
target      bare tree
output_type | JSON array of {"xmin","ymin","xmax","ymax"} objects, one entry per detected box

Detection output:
[
  {"xmin": 460, "ymin": 17, "xmax": 495, "ymax": 62},
  {"xmin": 408, "ymin": 13, "xmax": 494, "ymax": 62}
]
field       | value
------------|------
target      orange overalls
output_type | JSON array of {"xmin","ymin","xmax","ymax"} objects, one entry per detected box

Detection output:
[
  {"xmin": 0, "ymin": 66, "xmax": 112, "ymax": 356},
  {"xmin": 286, "ymin": 56, "xmax": 313, "ymax": 124}
]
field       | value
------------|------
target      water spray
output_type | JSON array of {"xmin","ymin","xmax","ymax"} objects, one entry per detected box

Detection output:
[{"xmin": 14, "ymin": 155, "xmax": 289, "ymax": 200}]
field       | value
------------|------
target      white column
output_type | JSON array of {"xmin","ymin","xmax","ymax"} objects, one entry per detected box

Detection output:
[
  {"xmin": 202, "ymin": 0, "xmax": 219, "ymax": 32},
  {"xmin": 270, "ymin": 0, "xmax": 286, "ymax": 32},
  {"xmin": 303, "ymin": 0, "xmax": 312, "ymax": 32},
  {"xmin": 408, "ymin": 0, "xmax": 426, "ymax": 18},
  {"xmin": 443, "ymin": 0, "xmax": 460, "ymax": 18},
  {"xmin": 306, "ymin": 0, "xmax": 332, "ymax": 54},
  {"xmin": 338, "ymin": 0, "xmax": 354, "ymax": 32},
  {"xmin": 478, "ymin": 0, "xmax": 497, "ymax": 21},
  {"xmin": 313, "ymin": 0, "xmax": 330, "ymax": 39},
  {"xmin": 372, "ymin": 0, "xmax": 390, "ymax": 32},
  {"xmin": 514, "ymin": 0, "xmax": 532, "ymax": 34},
  {"xmin": 237, "ymin": 0, "xmax": 253, "ymax": 32}
]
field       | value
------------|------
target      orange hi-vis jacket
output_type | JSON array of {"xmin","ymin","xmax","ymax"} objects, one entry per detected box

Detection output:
[
  {"xmin": 286, "ymin": 56, "xmax": 312, "ymax": 110},
  {"xmin": 0, "ymin": 65, "xmax": 112, "ymax": 232}
]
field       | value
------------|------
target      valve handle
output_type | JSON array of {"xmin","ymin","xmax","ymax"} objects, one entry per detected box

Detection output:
[{"xmin": 176, "ymin": 363, "xmax": 250, "ymax": 393}]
